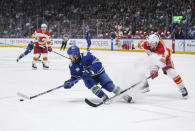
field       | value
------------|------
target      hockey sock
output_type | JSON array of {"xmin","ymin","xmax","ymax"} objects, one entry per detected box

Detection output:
[
  {"xmin": 91, "ymin": 85, "xmax": 105, "ymax": 98},
  {"xmin": 112, "ymin": 86, "xmax": 121, "ymax": 95},
  {"xmin": 167, "ymin": 68, "xmax": 185, "ymax": 88},
  {"xmin": 173, "ymin": 75, "xmax": 185, "ymax": 89},
  {"xmin": 19, "ymin": 53, "xmax": 25, "ymax": 59},
  {"xmin": 43, "ymin": 57, "xmax": 48, "ymax": 61},
  {"xmin": 173, "ymin": 75, "xmax": 182, "ymax": 84},
  {"xmin": 33, "ymin": 57, "xmax": 38, "ymax": 62}
]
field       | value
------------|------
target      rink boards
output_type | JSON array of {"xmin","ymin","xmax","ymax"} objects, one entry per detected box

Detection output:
[{"xmin": 0, "ymin": 38, "xmax": 195, "ymax": 54}]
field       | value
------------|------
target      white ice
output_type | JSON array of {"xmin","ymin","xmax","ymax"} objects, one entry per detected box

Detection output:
[{"xmin": 0, "ymin": 47, "xmax": 195, "ymax": 131}]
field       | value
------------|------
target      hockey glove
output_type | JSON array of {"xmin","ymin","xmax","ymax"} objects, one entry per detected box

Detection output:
[
  {"xmin": 48, "ymin": 47, "xmax": 52, "ymax": 52},
  {"xmin": 82, "ymin": 70, "xmax": 92, "ymax": 80},
  {"xmin": 150, "ymin": 66, "xmax": 159, "ymax": 79},
  {"xmin": 64, "ymin": 80, "xmax": 74, "ymax": 89}
]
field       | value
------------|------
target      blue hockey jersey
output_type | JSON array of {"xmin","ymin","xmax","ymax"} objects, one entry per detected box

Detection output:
[
  {"xmin": 23, "ymin": 41, "xmax": 34, "ymax": 55},
  {"xmin": 69, "ymin": 52, "xmax": 104, "ymax": 81},
  {"xmin": 26, "ymin": 41, "xmax": 34, "ymax": 51}
]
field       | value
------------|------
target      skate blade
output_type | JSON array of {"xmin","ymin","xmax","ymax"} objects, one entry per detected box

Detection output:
[
  {"xmin": 141, "ymin": 89, "xmax": 150, "ymax": 93},
  {"xmin": 182, "ymin": 95, "xmax": 188, "ymax": 100}
]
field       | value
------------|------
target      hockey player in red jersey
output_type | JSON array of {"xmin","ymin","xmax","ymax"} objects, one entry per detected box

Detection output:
[
  {"xmin": 32, "ymin": 24, "xmax": 52, "ymax": 70},
  {"xmin": 138, "ymin": 34, "xmax": 188, "ymax": 99}
]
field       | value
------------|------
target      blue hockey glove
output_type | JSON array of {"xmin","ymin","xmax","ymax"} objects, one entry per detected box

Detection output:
[
  {"xmin": 82, "ymin": 70, "xmax": 92, "ymax": 80},
  {"xmin": 64, "ymin": 80, "xmax": 74, "ymax": 89}
]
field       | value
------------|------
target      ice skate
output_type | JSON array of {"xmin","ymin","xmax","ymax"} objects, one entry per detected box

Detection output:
[
  {"xmin": 113, "ymin": 86, "xmax": 133, "ymax": 103},
  {"xmin": 102, "ymin": 94, "xmax": 110, "ymax": 104},
  {"xmin": 16, "ymin": 58, "xmax": 19, "ymax": 62},
  {"xmin": 141, "ymin": 80, "xmax": 150, "ymax": 93},
  {"xmin": 32, "ymin": 62, "xmax": 37, "ymax": 70},
  {"xmin": 42, "ymin": 61, "xmax": 49, "ymax": 70},
  {"xmin": 179, "ymin": 87, "xmax": 188, "ymax": 99}
]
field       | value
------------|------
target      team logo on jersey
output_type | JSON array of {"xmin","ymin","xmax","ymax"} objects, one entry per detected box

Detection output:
[
  {"xmin": 38, "ymin": 36, "xmax": 47, "ymax": 43},
  {"xmin": 76, "ymin": 68, "xmax": 80, "ymax": 72}
]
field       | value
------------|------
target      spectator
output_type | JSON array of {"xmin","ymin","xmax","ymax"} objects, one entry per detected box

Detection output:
[{"xmin": 0, "ymin": 0, "xmax": 193, "ymax": 39}]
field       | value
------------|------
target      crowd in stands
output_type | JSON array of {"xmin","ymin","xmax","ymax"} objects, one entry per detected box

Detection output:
[{"xmin": 0, "ymin": 0, "xmax": 194, "ymax": 39}]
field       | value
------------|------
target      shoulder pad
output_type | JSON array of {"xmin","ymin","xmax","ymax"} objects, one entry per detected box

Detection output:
[
  {"xmin": 69, "ymin": 62, "xmax": 73, "ymax": 67},
  {"xmin": 159, "ymin": 40, "xmax": 165, "ymax": 45},
  {"xmin": 45, "ymin": 31, "xmax": 50, "ymax": 36},
  {"xmin": 81, "ymin": 52, "xmax": 90, "ymax": 57},
  {"xmin": 36, "ymin": 29, "xmax": 42, "ymax": 33}
]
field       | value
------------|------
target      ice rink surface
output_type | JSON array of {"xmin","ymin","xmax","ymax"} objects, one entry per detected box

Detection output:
[{"xmin": 0, "ymin": 47, "xmax": 195, "ymax": 131}]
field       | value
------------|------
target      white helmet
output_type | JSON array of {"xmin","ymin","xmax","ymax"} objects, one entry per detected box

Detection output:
[
  {"xmin": 147, "ymin": 34, "xmax": 159, "ymax": 49},
  {"xmin": 41, "ymin": 23, "xmax": 47, "ymax": 28}
]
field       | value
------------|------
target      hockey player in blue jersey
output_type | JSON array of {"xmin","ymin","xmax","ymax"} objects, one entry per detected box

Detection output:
[
  {"xmin": 85, "ymin": 25, "xmax": 91, "ymax": 51},
  {"xmin": 16, "ymin": 41, "xmax": 40, "ymax": 62},
  {"xmin": 64, "ymin": 45, "xmax": 132, "ymax": 103}
]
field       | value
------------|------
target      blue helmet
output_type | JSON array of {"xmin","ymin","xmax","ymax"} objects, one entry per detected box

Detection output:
[
  {"xmin": 67, "ymin": 45, "xmax": 80, "ymax": 55},
  {"xmin": 29, "ymin": 41, "xmax": 34, "ymax": 45}
]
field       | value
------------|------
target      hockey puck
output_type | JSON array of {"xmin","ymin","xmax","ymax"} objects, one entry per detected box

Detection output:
[{"xmin": 19, "ymin": 99, "xmax": 24, "ymax": 102}]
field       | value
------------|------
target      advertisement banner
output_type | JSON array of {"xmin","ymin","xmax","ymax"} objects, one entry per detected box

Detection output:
[
  {"xmin": 175, "ymin": 40, "xmax": 185, "ymax": 51},
  {"xmin": 0, "ymin": 38, "xmax": 195, "ymax": 53},
  {"xmin": 185, "ymin": 40, "xmax": 195, "ymax": 52},
  {"xmin": 162, "ymin": 39, "xmax": 172, "ymax": 50},
  {"xmin": 64, "ymin": 39, "xmax": 111, "ymax": 49},
  {"xmin": 6, "ymin": 38, "xmax": 30, "ymax": 46},
  {"xmin": 113, "ymin": 39, "xmax": 144, "ymax": 50}
]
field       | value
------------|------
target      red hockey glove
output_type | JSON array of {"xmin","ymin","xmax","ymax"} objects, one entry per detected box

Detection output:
[
  {"xmin": 48, "ymin": 47, "xmax": 52, "ymax": 52},
  {"xmin": 150, "ymin": 70, "xmax": 158, "ymax": 79},
  {"xmin": 150, "ymin": 66, "xmax": 159, "ymax": 79}
]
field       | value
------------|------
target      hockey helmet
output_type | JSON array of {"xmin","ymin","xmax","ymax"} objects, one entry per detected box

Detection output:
[
  {"xmin": 67, "ymin": 45, "xmax": 80, "ymax": 56},
  {"xmin": 147, "ymin": 34, "xmax": 159, "ymax": 49},
  {"xmin": 41, "ymin": 23, "xmax": 47, "ymax": 28},
  {"xmin": 29, "ymin": 41, "xmax": 34, "ymax": 45}
]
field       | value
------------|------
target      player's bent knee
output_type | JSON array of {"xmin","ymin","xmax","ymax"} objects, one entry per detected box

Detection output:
[
  {"xmin": 84, "ymin": 78, "xmax": 96, "ymax": 89},
  {"xmin": 24, "ymin": 51, "xmax": 29, "ymax": 55},
  {"xmin": 43, "ymin": 57, "xmax": 48, "ymax": 61},
  {"xmin": 33, "ymin": 57, "xmax": 38, "ymax": 61},
  {"xmin": 102, "ymin": 82, "xmax": 115, "ymax": 92}
]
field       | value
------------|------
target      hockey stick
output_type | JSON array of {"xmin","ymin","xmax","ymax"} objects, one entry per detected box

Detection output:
[
  {"xmin": 39, "ymin": 45, "xmax": 70, "ymax": 59},
  {"xmin": 17, "ymin": 78, "xmax": 81, "ymax": 100},
  {"xmin": 17, "ymin": 85, "xmax": 64, "ymax": 100},
  {"xmin": 85, "ymin": 76, "xmax": 152, "ymax": 107},
  {"xmin": 51, "ymin": 50, "xmax": 70, "ymax": 59}
]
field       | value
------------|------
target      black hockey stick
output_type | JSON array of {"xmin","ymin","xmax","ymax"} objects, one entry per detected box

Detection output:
[
  {"xmin": 51, "ymin": 50, "xmax": 70, "ymax": 59},
  {"xmin": 17, "ymin": 78, "xmax": 81, "ymax": 100},
  {"xmin": 39, "ymin": 45, "xmax": 70, "ymax": 59},
  {"xmin": 85, "ymin": 76, "xmax": 151, "ymax": 107},
  {"xmin": 17, "ymin": 85, "xmax": 64, "ymax": 100}
]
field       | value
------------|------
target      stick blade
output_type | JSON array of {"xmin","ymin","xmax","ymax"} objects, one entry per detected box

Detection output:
[
  {"xmin": 84, "ymin": 98, "xmax": 103, "ymax": 107},
  {"xmin": 17, "ymin": 92, "xmax": 31, "ymax": 100}
]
